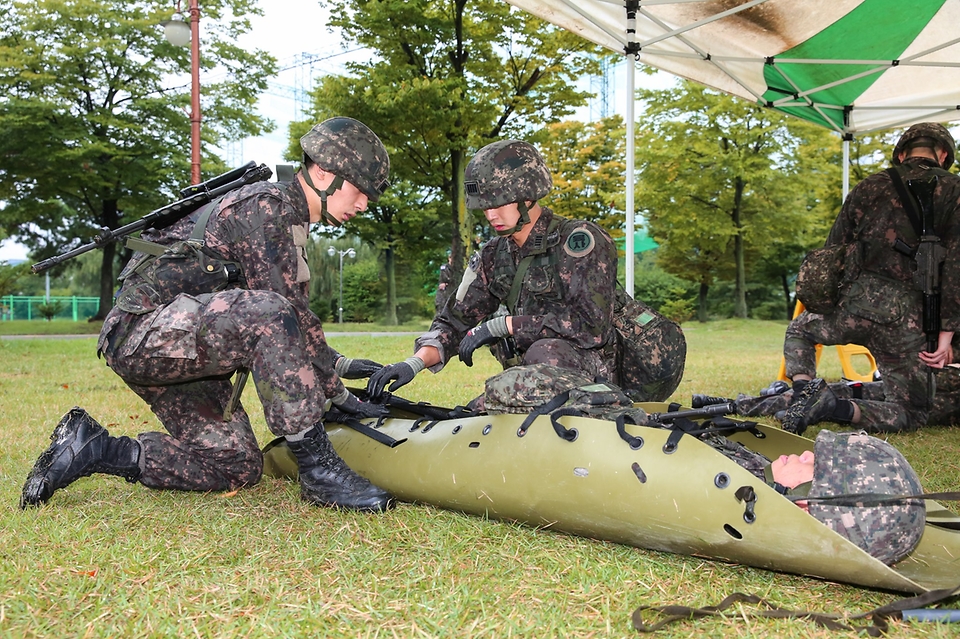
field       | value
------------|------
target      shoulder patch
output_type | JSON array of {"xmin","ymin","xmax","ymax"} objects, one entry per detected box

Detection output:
[{"xmin": 563, "ymin": 227, "xmax": 595, "ymax": 258}]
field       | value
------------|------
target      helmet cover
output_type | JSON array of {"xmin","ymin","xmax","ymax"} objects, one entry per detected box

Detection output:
[
  {"xmin": 808, "ymin": 430, "xmax": 925, "ymax": 565},
  {"xmin": 892, "ymin": 122, "xmax": 956, "ymax": 170},
  {"xmin": 300, "ymin": 117, "xmax": 390, "ymax": 201},
  {"xmin": 464, "ymin": 140, "xmax": 552, "ymax": 210}
]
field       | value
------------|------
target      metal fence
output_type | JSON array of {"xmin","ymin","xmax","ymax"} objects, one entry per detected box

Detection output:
[{"xmin": 0, "ymin": 296, "xmax": 101, "ymax": 321}]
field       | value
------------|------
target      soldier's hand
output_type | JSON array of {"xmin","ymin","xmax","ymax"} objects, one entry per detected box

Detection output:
[
  {"xmin": 366, "ymin": 357, "xmax": 425, "ymax": 401},
  {"xmin": 331, "ymin": 390, "xmax": 389, "ymax": 419},
  {"xmin": 335, "ymin": 356, "xmax": 384, "ymax": 379},
  {"xmin": 458, "ymin": 317, "xmax": 510, "ymax": 367}
]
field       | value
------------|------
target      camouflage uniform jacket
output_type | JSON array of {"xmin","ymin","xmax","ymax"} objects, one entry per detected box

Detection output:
[
  {"xmin": 826, "ymin": 157, "xmax": 960, "ymax": 331},
  {"xmin": 416, "ymin": 207, "xmax": 618, "ymax": 371},
  {"xmin": 106, "ymin": 179, "xmax": 345, "ymax": 399}
]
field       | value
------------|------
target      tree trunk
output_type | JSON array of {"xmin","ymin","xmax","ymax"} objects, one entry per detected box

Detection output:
[
  {"xmin": 732, "ymin": 177, "xmax": 748, "ymax": 318},
  {"xmin": 92, "ymin": 198, "xmax": 120, "ymax": 321},
  {"xmin": 383, "ymin": 244, "xmax": 398, "ymax": 326},
  {"xmin": 449, "ymin": 148, "xmax": 470, "ymax": 274},
  {"xmin": 698, "ymin": 281, "xmax": 709, "ymax": 322},
  {"xmin": 781, "ymin": 272, "xmax": 794, "ymax": 320}
]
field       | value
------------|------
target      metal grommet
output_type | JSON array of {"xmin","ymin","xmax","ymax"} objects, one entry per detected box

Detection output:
[
  {"xmin": 630, "ymin": 437, "xmax": 643, "ymax": 450},
  {"xmin": 714, "ymin": 473, "xmax": 730, "ymax": 489},
  {"xmin": 452, "ymin": 424, "xmax": 461, "ymax": 434},
  {"xmin": 565, "ymin": 428, "xmax": 578, "ymax": 442},
  {"xmin": 743, "ymin": 511, "xmax": 756, "ymax": 524},
  {"xmin": 517, "ymin": 427, "xmax": 527, "ymax": 438},
  {"xmin": 482, "ymin": 424, "xmax": 492, "ymax": 435},
  {"xmin": 662, "ymin": 442, "xmax": 677, "ymax": 454}
]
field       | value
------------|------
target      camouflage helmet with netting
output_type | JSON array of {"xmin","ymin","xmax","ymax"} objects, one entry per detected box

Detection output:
[
  {"xmin": 807, "ymin": 430, "xmax": 925, "ymax": 565},
  {"xmin": 464, "ymin": 140, "xmax": 552, "ymax": 210},
  {"xmin": 892, "ymin": 122, "xmax": 956, "ymax": 170},
  {"xmin": 300, "ymin": 117, "xmax": 390, "ymax": 202}
]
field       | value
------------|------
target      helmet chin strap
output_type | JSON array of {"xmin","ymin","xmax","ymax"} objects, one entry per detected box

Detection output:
[
  {"xmin": 494, "ymin": 201, "xmax": 532, "ymax": 237},
  {"xmin": 302, "ymin": 164, "xmax": 345, "ymax": 227}
]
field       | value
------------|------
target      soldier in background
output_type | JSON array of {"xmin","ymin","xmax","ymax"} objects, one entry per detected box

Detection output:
[
  {"xmin": 781, "ymin": 123, "xmax": 960, "ymax": 434},
  {"xmin": 22, "ymin": 117, "xmax": 394, "ymax": 512},
  {"xmin": 367, "ymin": 139, "xmax": 621, "ymax": 399}
]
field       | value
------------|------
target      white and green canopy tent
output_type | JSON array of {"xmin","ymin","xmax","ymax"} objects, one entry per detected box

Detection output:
[{"xmin": 503, "ymin": 0, "xmax": 960, "ymax": 294}]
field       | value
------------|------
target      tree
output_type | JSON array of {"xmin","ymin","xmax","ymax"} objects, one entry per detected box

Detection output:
[
  {"xmin": 296, "ymin": 0, "xmax": 607, "ymax": 322},
  {"xmin": 532, "ymin": 116, "xmax": 627, "ymax": 235},
  {"xmin": 636, "ymin": 81, "xmax": 840, "ymax": 321},
  {"xmin": 0, "ymin": 0, "xmax": 276, "ymax": 318}
]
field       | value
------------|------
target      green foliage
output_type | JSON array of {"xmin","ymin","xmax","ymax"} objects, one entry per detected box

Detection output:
[
  {"xmin": 636, "ymin": 81, "xmax": 842, "ymax": 319},
  {"xmin": 631, "ymin": 254, "xmax": 697, "ymax": 312},
  {"xmin": 0, "ymin": 0, "xmax": 276, "ymax": 316},
  {"xmin": 0, "ymin": 260, "xmax": 30, "ymax": 297},
  {"xmin": 341, "ymin": 259, "xmax": 384, "ymax": 323},
  {"xmin": 35, "ymin": 298, "xmax": 64, "ymax": 321},
  {"xmin": 532, "ymin": 116, "xmax": 627, "ymax": 236}
]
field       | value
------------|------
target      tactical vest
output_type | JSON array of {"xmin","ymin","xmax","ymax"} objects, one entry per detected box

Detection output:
[
  {"xmin": 489, "ymin": 216, "xmax": 565, "ymax": 314},
  {"xmin": 114, "ymin": 200, "xmax": 245, "ymax": 314}
]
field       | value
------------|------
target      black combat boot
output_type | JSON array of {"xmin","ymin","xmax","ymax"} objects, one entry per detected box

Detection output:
[
  {"xmin": 21, "ymin": 407, "xmax": 141, "ymax": 508},
  {"xmin": 779, "ymin": 378, "xmax": 852, "ymax": 435},
  {"xmin": 286, "ymin": 424, "xmax": 394, "ymax": 512},
  {"xmin": 691, "ymin": 394, "xmax": 733, "ymax": 409}
]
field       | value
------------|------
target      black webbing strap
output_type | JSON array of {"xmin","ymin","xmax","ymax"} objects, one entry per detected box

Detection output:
[
  {"xmin": 793, "ymin": 490, "xmax": 960, "ymax": 506},
  {"xmin": 323, "ymin": 409, "xmax": 406, "ymax": 448},
  {"xmin": 632, "ymin": 582, "xmax": 960, "ymax": 635},
  {"xmin": 503, "ymin": 217, "xmax": 563, "ymax": 314},
  {"xmin": 518, "ymin": 391, "xmax": 571, "ymax": 436},
  {"xmin": 887, "ymin": 167, "xmax": 923, "ymax": 239}
]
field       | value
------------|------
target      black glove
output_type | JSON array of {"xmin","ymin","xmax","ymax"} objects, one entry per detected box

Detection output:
[
  {"xmin": 366, "ymin": 357, "xmax": 425, "ymax": 401},
  {"xmin": 459, "ymin": 316, "xmax": 510, "ymax": 367},
  {"xmin": 331, "ymin": 390, "xmax": 389, "ymax": 418},
  {"xmin": 335, "ymin": 356, "xmax": 384, "ymax": 379}
]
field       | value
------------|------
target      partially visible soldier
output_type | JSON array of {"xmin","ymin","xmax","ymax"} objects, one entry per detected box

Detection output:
[
  {"xmin": 781, "ymin": 123, "xmax": 960, "ymax": 434},
  {"xmin": 367, "ymin": 139, "xmax": 621, "ymax": 398},
  {"xmin": 700, "ymin": 363, "xmax": 960, "ymax": 426},
  {"xmin": 22, "ymin": 117, "xmax": 394, "ymax": 512}
]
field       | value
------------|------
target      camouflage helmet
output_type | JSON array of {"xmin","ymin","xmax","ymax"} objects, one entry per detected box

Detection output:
[
  {"xmin": 807, "ymin": 430, "xmax": 925, "ymax": 565},
  {"xmin": 300, "ymin": 117, "xmax": 390, "ymax": 202},
  {"xmin": 892, "ymin": 122, "xmax": 956, "ymax": 170},
  {"xmin": 464, "ymin": 140, "xmax": 552, "ymax": 210}
]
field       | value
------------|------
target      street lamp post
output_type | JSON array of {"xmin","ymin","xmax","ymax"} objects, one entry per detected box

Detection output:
[
  {"xmin": 328, "ymin": 247, "xmax": 356, "ymax": 323},
  {"xmin": 161, "ymin": 0, "xmax": 202, "ymax": 185}
]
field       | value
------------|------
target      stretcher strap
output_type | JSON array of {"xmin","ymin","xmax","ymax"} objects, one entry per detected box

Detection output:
[{"xmin": 631, "ymin": 582, "xmax": 960, "ymax": 635}]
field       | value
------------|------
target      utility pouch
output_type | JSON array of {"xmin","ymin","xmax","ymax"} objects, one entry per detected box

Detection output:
[
  {"xmin": 613, "ymin": 289, "xmax": 686, "ymax": 402},
  {"xmin": 796, "ymin": 244, "xmax": 846, "ymax": 314},
  {"xmin": 115, "ymin": 200, "xmax": 243, "ymax": 313}
]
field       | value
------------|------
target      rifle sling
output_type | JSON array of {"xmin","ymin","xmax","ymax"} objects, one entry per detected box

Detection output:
[{"xmin": 886, "ymin": 167, "xmax": 923, "ymax": 239}]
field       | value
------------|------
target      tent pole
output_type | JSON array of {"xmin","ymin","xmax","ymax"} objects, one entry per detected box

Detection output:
[
  {"xmin": 842, "ymin": 136, "xmax": 850, "ymax": 201},
  {"xmin": 625, "ymin": 55, "xmax": 636, "ymax": 297}
]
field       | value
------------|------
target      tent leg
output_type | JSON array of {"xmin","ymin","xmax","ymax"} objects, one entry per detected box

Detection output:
[{"xmin": 625, "ymin": 55, "xmax": 636, "ymax": 297}]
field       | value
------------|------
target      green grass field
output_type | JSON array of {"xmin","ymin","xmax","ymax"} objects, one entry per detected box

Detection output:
[{"xmin": 2, "ymin": 320, "xmax": 958, "ymax": 638}]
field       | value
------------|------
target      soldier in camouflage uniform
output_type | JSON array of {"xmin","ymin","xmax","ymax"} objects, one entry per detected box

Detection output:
[
  {"xmin": 781, "ymin": 123, "xmax": 960, "ymax": 434},
  {"xmin": 366, "ymin": 139, "xmax": 620, "ymax": 400},
  {"xmin": 22, "ymin": 117, "xmax": 395, "ymax": 512}
]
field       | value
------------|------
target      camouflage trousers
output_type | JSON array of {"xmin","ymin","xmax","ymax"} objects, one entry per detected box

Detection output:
[
  {"xmin": 99, "ymin": 289, "xmax": 327, "ymax": 492},
  {"xmin": 782, "ymin": 279, "xmax": 929, "ymax": 431},
  {"xmin": 491, "ymin": 337, "xmax": 616, "ymax": 383},
  {"xmin": 737, "ymin": 366, "xmax": 960, "ymax": 427}
]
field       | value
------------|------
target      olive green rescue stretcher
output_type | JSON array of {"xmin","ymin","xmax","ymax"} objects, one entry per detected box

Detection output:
[{"xmin": 262, "ymin": 400, "xmax": 960, "ymax": 594}]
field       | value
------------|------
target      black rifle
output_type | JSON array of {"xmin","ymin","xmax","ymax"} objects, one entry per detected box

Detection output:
[
  {"xmin": 31, "ymin": 162, "xmax": 273, "ymax": 274},
  {"xmin": 647, "ymin": 402, "xmax": 736, "ymax": 423},
  {"xmin": 893, "ymin": 175, "xmax": 944, "ymax": 404}
]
